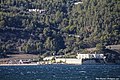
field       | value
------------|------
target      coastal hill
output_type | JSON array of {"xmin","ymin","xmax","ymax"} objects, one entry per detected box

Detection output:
[
  {"xmin": 0, "ymin": 0, "xmax": 120, "ymax": 56},
  {"xmin": 0, "ymin": 44, "xmax": 120, "ymax": 64}
]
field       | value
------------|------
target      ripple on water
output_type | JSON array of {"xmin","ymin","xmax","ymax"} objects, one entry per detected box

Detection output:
[
  {"xmin": 79, "ymin": 71, "xmax": 86, "ymax": 73},
  {"xmin": 27, "ymin": 71, "xmax": 31, "ymax": 74},
  {"xmin": 20, "ymin": 72, "xmax": 24, "ymax": 75},
  {"xmin": 0, "ymin": 65, "xmax": 120, "ymax": 80}
]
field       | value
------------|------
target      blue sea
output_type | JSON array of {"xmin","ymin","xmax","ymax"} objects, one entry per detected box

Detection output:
[{"xmin": 0, "ymin": 64, "xmax": 120, "ymax": 80}]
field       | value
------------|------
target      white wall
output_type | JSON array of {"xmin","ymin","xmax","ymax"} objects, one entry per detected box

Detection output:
[
  {"xmin": 56, "ymin": 58, "xmax": 82, "ymax": 64},
  {"xmin": 77, "ymin": 54, "xmax": 104, "ymax": 59}
]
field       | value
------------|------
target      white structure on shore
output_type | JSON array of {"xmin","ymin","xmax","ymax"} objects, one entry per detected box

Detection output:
[
  {"xmin": 43, "ymin": 53, "xmax": 105, "ymax": 64},
  {"xmin": 56, "ymin": 58, "xmax": 82, "ymax": 64},
  {"xmin": 77, "ymin": 53, "xmax": 105, "ymax": 59}
]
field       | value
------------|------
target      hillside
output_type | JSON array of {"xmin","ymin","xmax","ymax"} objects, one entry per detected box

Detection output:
[{"xmin": 0, "ymin": 0, "xmax": 120, "ymax": 56}]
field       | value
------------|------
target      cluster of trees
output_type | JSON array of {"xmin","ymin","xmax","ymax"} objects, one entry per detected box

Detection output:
[{"xmin": 0, "ymin": 0, "xmax": 120, "ymax": 56}]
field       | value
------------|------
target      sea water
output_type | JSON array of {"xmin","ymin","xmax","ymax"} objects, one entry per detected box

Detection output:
[{"xmin": 0, "ymin": 64, "xmax": 120, "ymax": 80}]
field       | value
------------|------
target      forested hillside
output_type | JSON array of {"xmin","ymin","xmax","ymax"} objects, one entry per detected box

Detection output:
[{"xmin": 0, "ymin": 0, "xmax": 120, "ymax": 55}]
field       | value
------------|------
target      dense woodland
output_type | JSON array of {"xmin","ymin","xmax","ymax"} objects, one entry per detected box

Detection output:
[{"xmin": 0, "ymin": 0, "xmax": 120, "ymax": 56}]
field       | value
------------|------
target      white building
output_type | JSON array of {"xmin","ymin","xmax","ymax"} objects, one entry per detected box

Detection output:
[
  {"xmin": 56, "ymin": 58, "xmax": 82, "ymax": 64},
  {"xmin": 77, "ymin": 53, "xmax": 105, "ymax": 59},
  {"xmin": 43, "ymin": 53, "xmax": 105, "ymax": 64}
]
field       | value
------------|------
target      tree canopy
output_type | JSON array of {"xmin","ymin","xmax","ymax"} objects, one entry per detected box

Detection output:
[{"xmin": 0, "ymin": 0, "xmax": 120, "ymax": 55}]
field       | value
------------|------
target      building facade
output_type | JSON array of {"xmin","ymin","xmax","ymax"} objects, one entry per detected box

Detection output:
[
  {"xmin": 55, "ymin": 58, "xmax": 82, "ymax": 64},
  {"xmin": 77, "ymin": 53, "xmax": 105, "ymax": 59},
  {"xmin": 43, "ymin": 53, "xmax": 105, "ymax": 64}
]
